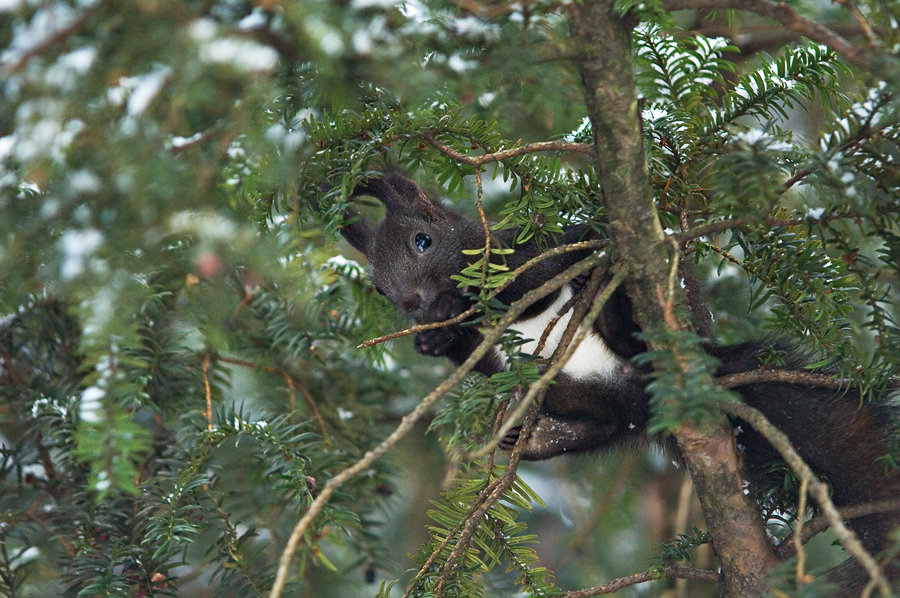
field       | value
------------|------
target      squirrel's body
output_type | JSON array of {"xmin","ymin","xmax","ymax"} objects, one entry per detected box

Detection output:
[{"xmin": 341, "ymin": 172, "xmax": 900, "ymax": 595}]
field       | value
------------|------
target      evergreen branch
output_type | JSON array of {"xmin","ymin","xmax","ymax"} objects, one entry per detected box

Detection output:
[
  {"xmin": 774, "ymin": 497, "xmax": 900, "ymax": 559},
  {"xmin": 562, "ymin": 566, "xmax": 720, "ymax": 596},
  {"xmin": 211, "ymin": 355, "xmax": 329, "ymax": 442},
  {"xmin": 434, "ymin": 458, "xmax": 529, "ymax": 596},
  {"xmin": 421, "ymin": 132, "xmax": 596, "ymax": 165},
  {"xmin": 268, "ymin": 253, "xmax": 603, "ymax": 598},
  {"xmin": 660, "ymin": 0, "xmax": 874, "ymax": 70},
  {"xmin": 357, "ymin": 240, "xmax": 605, "ymax": 348},
  {"xmin": 718, "ymin": 400, "xmax": 893, "ymax": 596}
]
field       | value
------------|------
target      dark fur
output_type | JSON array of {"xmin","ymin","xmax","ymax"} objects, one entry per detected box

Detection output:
[{"xmin": 342, "ymin": 172, "xmax": 900, "ymax": 594}]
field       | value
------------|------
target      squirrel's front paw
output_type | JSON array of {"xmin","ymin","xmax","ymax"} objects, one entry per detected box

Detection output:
[
  {"xmin": 499, "ymin": 427, "xmax": 521, "ymax": 452},
  {"xmin": 414, "ymin": 327, "xmax": 460, "ymax": 357}
]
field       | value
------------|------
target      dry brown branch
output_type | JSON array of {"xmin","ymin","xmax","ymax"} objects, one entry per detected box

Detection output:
[
  {"xmin": 775, "ymin": 497, "xmax": 900, "ymax": 559},
  {"xmin": 718, "ymin": 369, "xmax": 849, "ymax": 390},
  {"xmin": 463, "ymin": 263, "xmax": 626, "ymax": 461},
  {"xmin": 562, "ymin": 566, "xmax": 720, "ymax": 597},
  {"xmin": 421, "ymin": 131, "xmax": 596, "ymax": 165},
  {"xmin": 203, "ymin": 353, "xmax": 213, "ymax": 432},
  {"xmin": 661, "ymin": 0, "xmax": 874, "ymax": 69},
  {"xmin": 268, "ymin": 253, "xmax": 602, "ymax": 598},
  {"xmin": 719, "ymin": 400, "xmax": 892, "ymax": 596}
]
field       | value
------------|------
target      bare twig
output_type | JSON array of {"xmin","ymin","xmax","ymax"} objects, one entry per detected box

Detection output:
[
  {"xmin": 203, "ymin": 354, "xmax": 213, "ymax": 432},
  {"xmin": 434, "ymin": 261, "xmax": 617, "ymax": 595},
  {"xmin": 268, "ymin": 253, "xmax": 603, "ymax": 598},
  {"xmin": 421, "ymin": 132, "xmax": 596, "ymax": 165},
  {"xmin": 775, "ymin": 497, "xmax": 900, "ymax": 559},
  {"xmin": 719, "ymin": 400, "xmax": 892, "ymax": 596},
  {"xmin": 795, "ymin": 477, "xmax": 810, "ymax": 590},
  {"xmin": 718, "ymin": 368, "xmax": 850, "ymax": 390},
  {"xmin": 562, "ymin": 566, "xmax": 720, "ymax": 597},
  {"xmin": 463, "ymin": 263, "xmax": 627, "ymax": 460}
]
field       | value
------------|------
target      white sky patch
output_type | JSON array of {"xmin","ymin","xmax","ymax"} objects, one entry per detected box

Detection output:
[
  {"xmin": 169, "ymin": 132, "xmax": 203, "ymax": 149},
  {"xmin": 126, "ymin": 67, "xmax": 171, "ymax": 116},
  {"xmin": 238, "ymin": 8, "xmax": 268, "ymax": 30},
  {"xmin": 1, "ymin": 3, "xmax": 77, "ymax": 64},
  {"xmin": 79, "ymin": 386, "xmax": 105, "ymax": 424},
  {"xmin": 10, "ymin": 99, "xmax": 85, "ymax": 163},
  {"xmin": 0, "ymin": 0, "xmax": 24, "ymax": 12},
  {"xmin": 169, "ymin": 210, "xmax": 238, "ymax": 242},
  {"xmin": 447, "ymin": 54, "xmax": 476, "ymax": 72},
  {"xmin": 352, "ymin": 0, "xmax": 397, "ymax": 7},
  {"xmin": 59, "ymin": 228, "xmax": 103, "ymax": 279},
  {"xmin": 200, "ymin": 38, "xmax": 279, "ymax": 72},
  {"xmin": 68, "ymin": 169, "xmax": 102, "ymax": 195}
]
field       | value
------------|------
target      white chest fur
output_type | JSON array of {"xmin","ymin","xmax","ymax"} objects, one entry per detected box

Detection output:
[{"xmin": 507, "ymin": 286, "xmax": 622, "ymax": 380}]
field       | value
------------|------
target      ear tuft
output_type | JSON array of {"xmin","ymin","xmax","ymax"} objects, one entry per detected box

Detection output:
[
  {"xmin": 355, "ymin": 171, "xmax": 451, "ymax": 222},
  {"xmin": 340, "ymin": 215, "xmax": 372, "ymax": 256}
]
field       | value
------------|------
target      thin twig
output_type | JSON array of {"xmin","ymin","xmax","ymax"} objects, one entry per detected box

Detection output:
[
  {"xmin": 203, "ymin": 354, "xmax": 213, "ymax": 432},
  {"xmin": 268, "ymin": 253, "xmax": 602, "ymax": 598},
  {"xmin": 795, "ymin": 477, "xmax": 809, "ymax": 590},
  {"xmin": 775, "ymin": 497, "xmax": 900, "ymax": 559},
  {"xmin": 561, "ymin": 566, "xmax": 720, "ymax": 597},
  {"xmin": 719, "ymin": 400, "xmax": 892, "ymax": 596},
  {"xmin": 435, "ymin": 261, "xmax": 616, "ymax": 595},
  {"xmin": 718, "ymin": 368, "xmax": 851, "ymax": 390},
  {"xmin": 421, "ymin": 132, "xmax": 595, "ymax": 165}
]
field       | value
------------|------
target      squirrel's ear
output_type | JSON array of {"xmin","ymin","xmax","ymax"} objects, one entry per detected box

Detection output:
[
  {"xmin": 358, "ymin": 172, "xmax": 449, "ymax": 221},
  {"xmin": 340, "ymin": 214, "xmax": 373, "ymax": 256}
]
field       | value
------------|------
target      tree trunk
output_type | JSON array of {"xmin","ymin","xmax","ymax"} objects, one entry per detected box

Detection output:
[{"xmin": 567, "ymin": 2, "xmax": 780, "ymax": 595}]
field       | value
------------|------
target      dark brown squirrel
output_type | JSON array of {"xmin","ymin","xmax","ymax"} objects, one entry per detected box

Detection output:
[{"xmin": 340, "ymin": 171, "xmax": 900, "ymax": 595}]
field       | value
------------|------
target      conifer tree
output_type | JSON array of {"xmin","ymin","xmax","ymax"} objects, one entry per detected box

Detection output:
[{"xmin": 0, "ymin": 1, "xmax": 898, "ymax": 597}]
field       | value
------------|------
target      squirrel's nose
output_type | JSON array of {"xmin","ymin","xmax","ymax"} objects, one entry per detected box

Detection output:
[{"xmin": 399, "ymin": 292, "xmax": 422, "ymax": 313}]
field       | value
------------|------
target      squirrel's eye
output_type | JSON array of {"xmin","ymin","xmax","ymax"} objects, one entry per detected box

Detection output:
[
  {"xmin": 374, "ymin": 286, "xmax": 386, "ymax": 296},
  {"xmin": 414, "ymin": 233, "xmax": 432, "ymax": 253}
]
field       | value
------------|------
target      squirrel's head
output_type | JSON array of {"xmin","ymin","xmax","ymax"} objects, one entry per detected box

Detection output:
[{"xmin": 341, "ymin": 172, "xmax": 483, "ymax": 324}]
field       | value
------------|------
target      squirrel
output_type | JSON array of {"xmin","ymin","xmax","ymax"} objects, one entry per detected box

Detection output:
[{"xmin": 340, "ymin": 171, "xmax": 900, "ymax": 595}]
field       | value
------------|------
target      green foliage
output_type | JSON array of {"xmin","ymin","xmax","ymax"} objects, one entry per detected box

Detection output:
[
  {"xmin": 650, "ymin": 526, "xmax": 712, "ymax": 572},
  {"xmin": 406, "ymin": 466, "xmax": 560, "ymax": 598},
  {"xmin": 1, "ymin": 1, "xmax": 899, "ymax": 597},
  {"xmin": 637, "ymin": 328, "xmax": 739, "ymax": 434}
]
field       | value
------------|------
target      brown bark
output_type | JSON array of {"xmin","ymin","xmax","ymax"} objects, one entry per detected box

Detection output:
[{"xmin": 567, "ymin": 1, "xmax": 780, "ymax": 595}]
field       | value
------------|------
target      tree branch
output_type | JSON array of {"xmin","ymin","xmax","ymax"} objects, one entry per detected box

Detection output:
[
  {"xmin": 719, "ymin": 400, "xmax": 892, "ymax": 596},
  {"xmin": 562, "ymin": 566, "xmax": 720, "ymax": 597},
  {"xmin": 661, "ymin": 0, "xmax": 874, "ymax": 70},
  {"xmin": 775, "ymin": 497, "xmax": 900, "ymax": 559},
  {"xmin": 570, "ymin": 1, "xmax": 778, "ymax": 595},
  {"xmin": 421, "ymin": 132, "xmax": 596, "ymax": 165}
]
